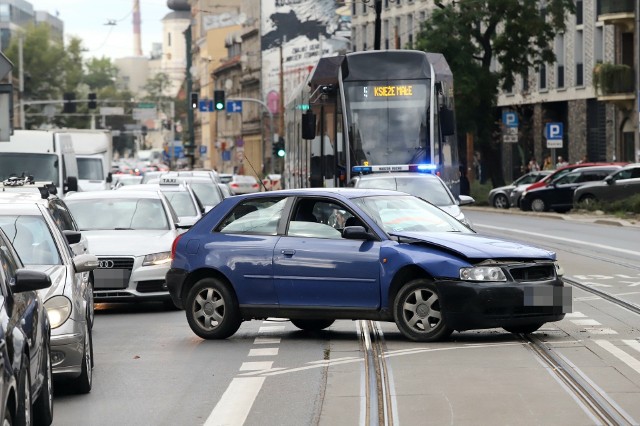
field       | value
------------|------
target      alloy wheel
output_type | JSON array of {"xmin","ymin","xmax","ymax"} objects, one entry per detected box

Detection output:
[
  {"xmin": 531, "ymin": 198, "xmax": 545, "ymax": 212},
  {"xmin": 493, "ymin": 194, "xmax": 509, "ymax": 209},
  {"xmin": 192, "ymin": 288, "xmax": 225, "ymax": 331},
  {"xmin": 402, "ymin": 288, "xmax": 443, "ymax": 333}
]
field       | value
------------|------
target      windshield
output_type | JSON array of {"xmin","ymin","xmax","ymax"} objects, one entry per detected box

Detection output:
[
  {"xmin": 514, "ymin": 173, "xmax": 544, "ymax": 186},
  {"xmin": 356, "ymin": 176, "xmax": 455, "ymax": 206},
  {"xmin": 66, "ymin": 198, "xmax": 170, "ymax": 230},
  {"xmin": 353, "ymin": 195, "xmax": 471, "ymax": 234},
  {"xmin": 77, "ymin": 157, "xmax": 104, "ymax": 180},
  {"xmin": 0, "ymin": 153, "xmax": 59, "ymax": 186},
  {"xmin": 190, "ymin": 183, "xmax": 223, "ymax": 207},
  {"xmin": 344, "ymin": 80, "xmax": 429, "ymax": 165},
  {"xmin": 162, "ymin": 191, "xmax": 197, "ymax": 217},
  {"xmin": 0, "ymin": 215, "xmax": 61, "ymax": 265}
]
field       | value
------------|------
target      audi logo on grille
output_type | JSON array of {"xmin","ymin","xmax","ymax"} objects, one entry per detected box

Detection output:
[{"xmin": 98, "ymin": 260, "xmax": 115, "ymax": 269}]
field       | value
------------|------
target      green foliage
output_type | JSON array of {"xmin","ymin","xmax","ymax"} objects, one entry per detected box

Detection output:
[
  {"xmin": 592, "ymin": 63, "xmax": 634, "ymax": 95},
  {"xmin": 577, "ymin": 194, "xmax": 640, "ymax": 215},
  {"xmin": 84, "ymin": 57, "xmax": 119, "ymax": 90},
  {"xmin": 470, "ymin": 180, "xmax": 493, "ymax": 206}
]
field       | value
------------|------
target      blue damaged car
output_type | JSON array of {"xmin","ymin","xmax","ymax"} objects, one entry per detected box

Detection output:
[{"xmin": 166, "ymin": 188, "xmax": 570, "ymax": 342}]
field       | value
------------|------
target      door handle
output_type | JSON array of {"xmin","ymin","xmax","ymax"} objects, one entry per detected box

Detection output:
[{"xmin": 281, "ymin": 249, "xmax": 296, "ymax": 256}]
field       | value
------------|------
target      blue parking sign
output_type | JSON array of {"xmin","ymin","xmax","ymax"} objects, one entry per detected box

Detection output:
[
  {"xmin": 502, "ymin": 111, "xmax": 518, "ymax": 128},
  {"xmin": 545, "ymin": 122, "xmax": 563, "ymax": 140}
]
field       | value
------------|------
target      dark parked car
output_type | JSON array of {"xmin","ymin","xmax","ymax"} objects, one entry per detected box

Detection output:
[
  {"xmin": 519, "ymin": 166, "xmax": 621, "ymax": 213},
  {"xmin": 489, "ymin": 171, "xmax": 552, "ymax": 209},
  {"xmin": 0, "ymin": 228, "xmax": 54, "ymax": 425},
  {"xmin": 573, "ymin": 163, "xmax": 640, "ymax": 205},
  {"xmin": 167, "ymin": 188, "xmax": 569, "ymax": 342}
]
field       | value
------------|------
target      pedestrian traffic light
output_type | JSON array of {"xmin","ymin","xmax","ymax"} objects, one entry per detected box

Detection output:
[
  {"xmin": 63, "ymin": 92, "xmax": 76, "ymax": 113},
  {"xmin": 190, "ymin": 92, "xmax": 198, "ymax": 110},
  {"xmin": 88, "ymin": 93, "xmax": 97, "ymax": 109},
  {"xmin": 214, "ymin": 90, "xmax": 225, "ymax": 111}
]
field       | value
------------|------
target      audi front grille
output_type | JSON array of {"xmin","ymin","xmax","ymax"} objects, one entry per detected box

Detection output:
[{"xmin": 96, "ymin": 257, "xmax": 135, "ymax": 269}]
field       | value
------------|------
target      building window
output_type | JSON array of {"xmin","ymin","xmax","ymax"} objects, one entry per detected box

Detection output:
[
  {"xmin": 576, "ymin": 0, "xmax": 583, "ymax": 25},
  {"xmin": 539, "ymin": 64, "xmax": 547, "ymax": 90},
  {"xmin": 575, "ymin": 30, "xmax": 584, "ymax": 86},
  {"xmin": 522, "ymin": 70, "xmax": 529, "ymax": 92},
  {"xmin": 362, "ymin": 1, "xmax": 367, "ymax": 14},
  {"xmin": 352, "ymin": 1, "xmax": 356, "ymax": 16},
  {"xmin": 555, "ymin": 34, "xmax": 565, "ymax": 88},
  {"xmin": 168, "ymin": 32, "xmax": 172, "ymax": 47},
  {"xmin": 384, "ymin": 19, "xmax": 389, "ymax": 50},
  {"xmin": 395, "ymin": 17, "xmax": 401, "ymax": 49},
  {"xmin": 385, "ymin": 0, "xmax": 389, "ymax": 9},
  {"xmin": 594, "ymin": 26, "xmax": 603, "ymax": 63}
]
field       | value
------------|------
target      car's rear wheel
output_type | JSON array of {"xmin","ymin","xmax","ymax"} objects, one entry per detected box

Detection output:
[
  {"xmin": 578, "ymin": 194, "xmax": 595, "ymax": 206},
  {"xmin": 186, "ymin": 278, "xmax": 241, "ymax": 339},
  {"xmin": 33, "ymin": 340, "xmax": 53, "ymax": 425},
  {"xmin": 503, "ymin": 323, "xmax": 543, "ymax": 334},
  {"xmin": 290, "ymin": 319, "xmax": 335, "ymax": 331},
  {"xmin": 394, "ymin": 279, "xmax": 452, "ymax": 342},
  {"xmin": 530, "ymin": 198, "xmax": 546, "ymax": 212},
  {"xmin": 72, "ymin": 322, "xmax": 93, "ymax": 394},
  {"xmin": 16, "ymin": 353, "xmax": 31, "ymax": 426},
  {"xmin": 493, "ymin": 194, "xmax": 509, "ymax": 209}
]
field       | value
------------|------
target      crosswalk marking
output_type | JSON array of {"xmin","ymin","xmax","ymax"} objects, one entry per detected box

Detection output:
[
  {"xmin": 249, "ymin": 348, "xmax": 279, "ymax": 357},
  {"xmin": 583, "ymin": 327, "xmax": 618, "ymax": 335},
  {"xmin": 571, "ymin": 319, "xmax": 601, "ymax": 326},
  {"xmin": 204, "ymin": 377, "xmax": 265, "ymax": 426},
  {"xmin": 623, "ymin": 340, "xmax": 640, "ymax": 355},
  {"xmin": 595, "ymin": 340, "xmax": 640, "ymax": 375},
  {"xmin": 240, "ymin": 361, "xmax": 274, "ymax": 371},
  {"xmin": 254, "ymin": 337, "xmax": 281, "ymax": 345},
  {"xmin": 565, "ymin": 312, "xmax": 587, "ymax": 318},
  {"xmin": 258, "ymin": 325, "xmax": 286, "ymax": 333}
]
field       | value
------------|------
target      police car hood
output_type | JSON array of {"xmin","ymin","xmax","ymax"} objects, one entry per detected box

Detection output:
[
  {"xmin": 391, "ymin": 231, "xmax": 555, "ymax": 261},
  {"xmin": 81, "ymin": 230, "xmax": 176, "ymax": 256},
  {"xmin": 28, "ymin": 264, "xmax": 68, "ymax": 300}
]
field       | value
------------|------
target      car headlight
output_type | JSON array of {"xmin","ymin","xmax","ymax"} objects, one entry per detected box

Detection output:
[
  {"xmin": 44, "ymin": 296, "xmax": 72, "ymax": 329},
  {"xmin": 522, "ymin": 191, "xmax": 528, "ymax": 197},
  {"xmin": 460, "ymin": 266, "xmax": 507, "ymax": 282},
  {"xmin": 142, "ymin": 251, "xmax": 172, "ymax": 266},
  {"xmin": 554, "ymin": 261, "xmax": 564, "ymax": 277}
]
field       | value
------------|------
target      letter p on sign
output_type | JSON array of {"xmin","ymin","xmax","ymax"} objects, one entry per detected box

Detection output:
[{"xmin": 545, "ymin": 122, "xmax": 563, "ymax": 140}]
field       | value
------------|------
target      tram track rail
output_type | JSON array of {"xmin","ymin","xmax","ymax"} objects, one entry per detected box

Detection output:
[
  {"xmin": 563, "ymin": 277, "xmax": 640, "ymax": 316},
  {"xmin": 358, "ymin": 320, "xmax": 394, "ymax": 426}
]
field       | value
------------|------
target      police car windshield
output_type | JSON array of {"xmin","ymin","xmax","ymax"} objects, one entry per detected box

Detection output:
[{"xmin": 356, "ymin": 176, "xmax": 455, "ymax": 206}]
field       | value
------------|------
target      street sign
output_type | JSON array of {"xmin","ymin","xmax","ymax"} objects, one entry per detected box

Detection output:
[
  {"xmin": 545, "ymin": 122, "xmax": 563, "ymax": 140},
  {"xmin": 137, "ymin": 102, "xmax": 156, "ymax": 109},
  {"xmin": 0, "ymin": 52, "xmax": 13, "ymax": 80},
  {"xmin": 227, "ymin": 100, "xmax": 243, "ymax": 113},
  {"xmin": 132, "ymin": 107, "xmax": 157, "ymax": 120},
  {"xmin": 199, "ymin": 100, "xmax": 213, "ymax": 112},
  {"xmin": 547, "ymin": 139, "xmax": 563, "ymax": 149},
  {"xmin": 502, "ymin": 111, "xmax": 518, "ymax": 128},
  {"xmin": 221, "ymin": 150, "xmax": 231, "ymax": 162},
  {"xmin": 199, "ymin": 145, "xmax": 207, "ymax": 155},
  {"xmin": 503, "ymin": 127, "xmax": 518, "ymax": 143},
  {"xmin": 100, "ymin": 107, "xmax": 124, "ymax": 115}
]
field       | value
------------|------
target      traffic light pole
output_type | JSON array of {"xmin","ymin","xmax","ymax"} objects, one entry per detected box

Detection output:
[{"xmin": 227, "ymin": 97, "xmax": 275, "ymax": 175}]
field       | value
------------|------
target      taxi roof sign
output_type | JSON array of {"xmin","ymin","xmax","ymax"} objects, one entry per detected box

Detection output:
[{"xmin": 160, "ymin": 177, "xmax": 179, "ymax": 185}]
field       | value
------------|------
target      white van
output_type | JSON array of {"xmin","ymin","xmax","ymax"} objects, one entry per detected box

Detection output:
[
  {"xmin": 64, "ymin": 130, "xmax": 113, "ymax": 191},
  {"xmin": 0, "ymin": 130, "xmax": 80, "ymax": 196}
]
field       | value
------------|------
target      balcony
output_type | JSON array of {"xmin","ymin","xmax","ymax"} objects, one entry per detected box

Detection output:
[
  {"xmin": 597, "ymin": 0, "xmax": 635, "ymax": 31},
  {"xmin": 593, "ymin": 62, "xmax": 635, "ymax": 109}
]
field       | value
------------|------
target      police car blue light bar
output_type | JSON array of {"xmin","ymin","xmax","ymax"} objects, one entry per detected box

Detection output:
[{"xmin": 351, "ymin": 164, "xmax": 438, "ymax": 174}]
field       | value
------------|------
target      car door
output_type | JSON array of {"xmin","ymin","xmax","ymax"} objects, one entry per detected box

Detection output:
[
  {"xmin": 603, "ymin": 168, "xmax": 637, "ymax": 201},
  {"xmin": 618, "ymin": 166, "xmax": 640, "ymax": 198},
  {"xmin": 549, "ymin": 171, "xmax": 592, "ymax": 209},
  {"xmin": 273, "ymin": 197, "xmax": 381, "ymax": 309}
]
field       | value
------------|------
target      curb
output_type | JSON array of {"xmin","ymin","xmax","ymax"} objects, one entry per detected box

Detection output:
[{"xmin": 462, "ymin": 206, "xmax": 640, "ymax": 228}]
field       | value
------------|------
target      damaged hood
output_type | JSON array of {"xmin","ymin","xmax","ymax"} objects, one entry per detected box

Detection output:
[{"xmin": 391, "ymin": 232, "xmax": 555, "ymax": 261}]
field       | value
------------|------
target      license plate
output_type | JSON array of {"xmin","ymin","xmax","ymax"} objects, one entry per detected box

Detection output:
[
  {"xmin": 94, "ymin": 269, "xmax": 131, "ymax": 289},
  {"xmin": 524, "ymin": 286, "xmax": 572, "ymax": 312}
]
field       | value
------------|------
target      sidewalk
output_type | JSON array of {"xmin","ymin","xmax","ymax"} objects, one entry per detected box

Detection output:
[{"xmin": 463, "ymin": 206, "xmax": 640, "ymax": 228}]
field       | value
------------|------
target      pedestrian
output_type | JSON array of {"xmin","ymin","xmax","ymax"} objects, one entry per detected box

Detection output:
[
  {"xmin": 556, "ymin": 156, "xmax": 568, "ymax": 168},
  {"xmin": 527, "ymin": 157, "xmax": 540, "ymax": 172},
  {"xmin": 542, "ymin": 155, "xmax": 553, "ymax": 170}
]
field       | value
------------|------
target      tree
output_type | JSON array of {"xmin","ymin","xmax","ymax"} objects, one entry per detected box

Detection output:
[
  {"xmin": 84, "ymin": 57, "xmax": 119, "ymax": 91},
  {"xmin": 415, "ymin": 0, "xmax": 575, "ymax": 185},
  {"xmin": 143, "ymin": 72, "xmax": 172, "ymax": 102}
]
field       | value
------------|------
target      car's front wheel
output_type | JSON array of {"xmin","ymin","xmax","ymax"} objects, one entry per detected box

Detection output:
[
  {"xmin": 394, "ymin": 279, "xmax": 452, "ymax": 342},
  {"xmin": 291, "ymin": 319, "xmax": 335, "ymax": 331},
  {"xmin": 530, "ymin": 198, "xmax": 546, "ymax": 212},
  {"xmin": 578, "ymin": 194, "xmax": 595, "ymax": 206},
  {"xmin": 503, "ymin": 323, "xmax": 543, "ymax": 334},
  {"xmin": 493, "ymin": 194, "xmax": 509, "ymax": 209},
  {"xmin": 16, "ymin": 353, "xmax": 31, "ymax": 426},
  {"xmin": 72, "ymin": 321, "xmax": 93, "ymax": 394},
  {"xmin": 185, "ymin": 278, "xmax": 241, "ymax": 339}
]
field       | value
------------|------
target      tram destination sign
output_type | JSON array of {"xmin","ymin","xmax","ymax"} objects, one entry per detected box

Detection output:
[{"xmin": 355, "ymin": 83, "xmax": 427, "ymax": 102}]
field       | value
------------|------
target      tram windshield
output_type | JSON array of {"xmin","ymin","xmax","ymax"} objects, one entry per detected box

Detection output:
[{"xmin": 344, "ymin": 80, "xmax": 430, "ymax": 166}]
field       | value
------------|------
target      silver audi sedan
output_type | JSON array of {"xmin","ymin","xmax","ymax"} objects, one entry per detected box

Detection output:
[
  {"xmin": 64, "ymin": 190, "xmax": 182, "ymax": 305},
  {"xmin": 0, "ymin": 201, "xmax": 98, "ymax": 394}
]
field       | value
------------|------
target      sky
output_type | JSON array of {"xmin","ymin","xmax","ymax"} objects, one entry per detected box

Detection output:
[{"xmin": 33, "ymin": 0, "xmax": 170, "ymax": 59}]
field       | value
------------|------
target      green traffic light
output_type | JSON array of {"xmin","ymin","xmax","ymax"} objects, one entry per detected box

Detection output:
[
  {"xmin": 215, "ymin": 102, "xmax": 224, "ymax": 110},
  {"xmin": 277, "ymin": 149, "xmax": 285, "ymax": 157}
]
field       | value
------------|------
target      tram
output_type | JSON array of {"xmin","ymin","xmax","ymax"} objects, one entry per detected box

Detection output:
[{"xmin": 283, "ymin": 49, "xmax": 460, "ymax": 195}]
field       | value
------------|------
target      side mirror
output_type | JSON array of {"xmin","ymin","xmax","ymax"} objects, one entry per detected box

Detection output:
[
  {"xmin": 343, "ymin": 226, "xmax": 374, "ymax": 240},
  {"xmin": 64, "ymin": 176, "xmax": 79, "ymax": 193},
  {"xmin": 73, "ymin": 254, "xmax": 99, "ymax": 273},
  {"xmin": 106, "ymin": 172, "xmax": 113, "ymax": 183},
  {"xmin": 301, "ymin": 111, "xmax": 316, "ymax": 140},
  {"xmin": 605, "ymin": 176, "xmax": 614, "ymax": 185},
  {"xmin": 457, "ymin": 195, "xmax": 475, "ymax": 206},
  {"xmin": 12, "ymin": 269, "xmax": 52, "ymax": 292},
  {"xmin": 63, "ymin": 230, "xmax": 82, "ymax": 245}
]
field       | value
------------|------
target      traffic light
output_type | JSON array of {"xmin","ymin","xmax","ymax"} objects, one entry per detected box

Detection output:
[
  {"xmin": 214, "ymin": 90, "xmax": 225, "ymax": 111},
  {"xmin": 273, "ymin": 137, "xmax": 285, "ymax": 158},
  {"xmin": 190, "ymin": 92, "xmax": 198, "ymax": 110},
  {"xmin": 88, "ymin": 93, "xmax": 97, "ymax": 109},
  {"xmin": 63, "ymin": 92, "xmax": 76, "ymax": 113}
]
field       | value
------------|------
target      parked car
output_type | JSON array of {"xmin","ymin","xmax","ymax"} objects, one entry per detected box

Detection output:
[
  {"xmin": 65, "ymin": 190, "xmax": 183, "ymax": 305},
  {"xmin": 227, "ymin": 175, "xmax": 262, "ymax": 195},
  {"xmin": 511, "ymin": 162, "xmax": 627, "ymax": 209},
  {"xmin": 489, "ymin": 170, "xmax": 552, "ymax": 209},
  {"xmin": 350, "ymin": 172, "xmax": 475, "ymax": 228},
  {"xmin": 0, "ymin": 201, "xmax": 98, "ymax": 393},
  {"xmin": 519, "ymin": 166, "xmax": 622, "ymax": 213},
  {"xmin": 167, "ymin": 188, "xmax": 569, "ymax": 342},
  {"xmin": 0, "ymin": 227, "xmax": 54, "ymax": 425},
  {"xmin": 573, "ymin": 163, "xmax": 640, "ymax": 205}
]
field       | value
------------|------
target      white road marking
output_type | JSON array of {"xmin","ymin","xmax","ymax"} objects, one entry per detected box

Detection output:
[
  {"xmin": 623, "ymin": 340, "xmax": 640, "ymax": 355},
  {"xmin": 240, "ymin": 361, "xmax": 274, "ymax": 371},
  {"xmin": 565, "ymin": 312, "xmax": 587, "ymax": 318},
  {"xmin": 204, "ymin": 377, "xmax": 265, "ymax": 426},
  {"xmin": 571, "ymin": 319, "xmax": 601, "ymax": 326},
  {"xmin": 258, "ymin": 325, "xmax": 286, "ymax": 333},
  {"xmin": 595, "ymin": 340, "xmax": 640, "ymax": 375},
  {"xmin": 474, "ymin": 223, "xmax": 640, "ymax": 257},
  {"xmin": 254, "ymin": 337, "xmax": 281, "ymax": 345},
  {"xmin": 584, "ymin": 327, "xmax": 618, "ymax": 335},
  {"xmin": 248, "ymin": 348, "xmax": 279, "ymax": 357}
]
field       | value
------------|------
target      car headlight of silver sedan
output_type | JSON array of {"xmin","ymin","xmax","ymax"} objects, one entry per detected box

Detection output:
[
  {"xmin": 460, "ymin": 266, "xmax": 507, "ymax": 282},
  {"xmin": 142, "ymin": 251, "xmax": 172, "ymax": 266},
  {"xmin": 44, "ymin": 296, "xmax": 72, "ymax": 329}
]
